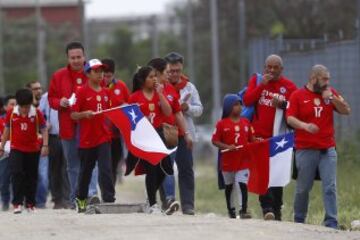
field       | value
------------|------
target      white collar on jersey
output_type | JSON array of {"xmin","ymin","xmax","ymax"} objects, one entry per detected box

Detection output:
[{"xmin": 13, "ymin": 105, "xmax": 37, "ymax": 117}]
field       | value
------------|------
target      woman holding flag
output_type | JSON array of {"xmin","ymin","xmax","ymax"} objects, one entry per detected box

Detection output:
[{"xmin": 126, "ymin": 66, "xmax": 173, "ymax": 214}]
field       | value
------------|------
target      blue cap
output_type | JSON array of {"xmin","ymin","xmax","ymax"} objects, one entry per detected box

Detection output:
[
  {"xmin": 84, "ymin": 59, "xmax": 105, "ymax": 73},
  {"xmin": 222, "ymin": 94, "xmax": 241, "ymax": 118}
]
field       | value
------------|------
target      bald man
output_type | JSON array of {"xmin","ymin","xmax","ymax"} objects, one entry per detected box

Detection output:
[
  {"xmin": 286, "ymin": 64, "xmax": 350, "ymax": 229},
  {"xmin": 243, "ymin": 54, "xmax": 297, "ymax": 221}
]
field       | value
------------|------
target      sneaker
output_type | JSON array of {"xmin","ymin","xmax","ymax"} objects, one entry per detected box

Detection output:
[
  {"xmin": 26, "ymin": 204, "xmax": 36, "ymax": 213},
  {"xmin": 228, "ymin": 208, "xmax": 236, "ymax": 219},
  {"xmin": 88, "ymin": 195, "xmax": 101, "ymax": 205},
  {"xmin": 75, "ymin": 198, "xmax": 87, "ymax": 213},
  {"xmin": 148, "ymin": 203, "xmax": 163, "ymax": 214},
  {"xmin": 239, "ymin": 210, "xmax": 252, "ymax": 219},
  {"xmin": 13, "ymin": 204, "xmax": 22, "ymax": 214},
  {"xmin": 164, "ymin": 199, "xmax": 180, "ymax": 215},
  {"xmin": 264, "ymin": 211, "xmax": 275, "ymax": 221},
  {"xmin": 182, "ymin": 208, "xmax": 195, "ymax": 216}
]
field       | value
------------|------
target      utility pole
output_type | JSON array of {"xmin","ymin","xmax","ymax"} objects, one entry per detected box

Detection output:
[
  {"xmin": 238, "ymin": 0, "xmax": 247, "ymax": 87},
  {"xmin": 0, "ymin": 4, "xmax": 5, "ymax": 95},
  {"xmin": 36, "ymin": 0, "xmax": 47, "ymax": 88},
  {"xmin": 210, "ymin": 0, "xmax": 221, "ymax": 123},
  {"xmin": 151, "ymin": 15, "xmax": 159, "ymax": 58},
  {"xmin": 186, "ymin": 0, "xmax": 195, "ymax": 83}
]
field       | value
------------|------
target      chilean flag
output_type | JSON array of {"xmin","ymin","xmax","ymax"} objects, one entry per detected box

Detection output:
[
  {"xmin": 247, "ymin": 132, "xmax": 294, "ymax": 195},
  {"xmin": 104, "ymin": 104, "xmax": 176, "ymax": 165}
]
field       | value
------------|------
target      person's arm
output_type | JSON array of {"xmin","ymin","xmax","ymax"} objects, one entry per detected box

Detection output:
[
  {"xmin": 242, "ymin": 74, "xmax": 269, "ymax": 106},
  {"xmin": 0, "ymin": 127, "xmax": 10, "ymax": 157},
  {"xmin": 40, "ymin": 127, "xmax": 49, "ymax": 157},
  {"xmin": 48, "ymin": 73, "xmax": 70, "ymax": 110},
  {"xmin": 322, "ymin": 89, "xmax": 351, "ymax": 115},
  {"xmin": 70, "ymin": 111, "xmax": 94, "ymax": 120},
  {"xmin": 175, "ymin": 111, "xmax": 193, "ymax": 149},
  {"xmin": 287, "ymin": 116, "xmax": 319, "ymax": 134},
  {"xmin": 212, "ymin": 140, "xmax": 236, "ymax": 151},
  {"xmin": 182, "ymin": 83, "xmax": 203, "ymax": 118}
]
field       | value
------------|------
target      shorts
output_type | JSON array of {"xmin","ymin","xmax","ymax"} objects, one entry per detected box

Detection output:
[{"xmin": 222, "ymin": 169, "xmax": 249, "ymax": 185}]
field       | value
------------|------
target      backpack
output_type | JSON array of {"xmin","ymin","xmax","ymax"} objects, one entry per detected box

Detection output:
[{"xmin": 237, "ymin": 73, "xmax": 262, "ymax": 121}]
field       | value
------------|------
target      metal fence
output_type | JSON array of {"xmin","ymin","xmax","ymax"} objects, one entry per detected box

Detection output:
[{"xmin": 248, "ymin": 37, "xmax": 360, "ymax": 139}]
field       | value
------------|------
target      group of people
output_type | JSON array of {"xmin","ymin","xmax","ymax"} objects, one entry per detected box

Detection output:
[
  {"xmin": 212, "ymin": 54, "xmax": 350, "ymax": 229},
  {"xmin": 0, "ymin": 40, "xmax": 351, "ymax": 229},
  {"xmin": 0, "ymin": 41, "xmax": 203, "ymax": 216}
]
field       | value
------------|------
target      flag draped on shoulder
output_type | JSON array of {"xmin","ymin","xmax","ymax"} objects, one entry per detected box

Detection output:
[
  {"xmin": 246, "ymin": 132, "xmax": 294, "ymax": 195},
  {"xmin": 103, "ymin": 104, "xmax": 176, "ymax": 165}
]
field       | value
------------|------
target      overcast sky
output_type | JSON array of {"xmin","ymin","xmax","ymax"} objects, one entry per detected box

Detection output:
[{"xmin": 86, "ymin": 0, "xmax": 175, "ymax": 18}]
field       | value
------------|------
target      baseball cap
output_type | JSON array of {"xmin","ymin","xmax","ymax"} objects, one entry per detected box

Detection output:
[
  {"xmin": 164, "ymin": 52, "xmax": 184, "ymax": 64},
  {"xmin": 84, "ymin": 59, "xmax": 105, "ymax": 73}
]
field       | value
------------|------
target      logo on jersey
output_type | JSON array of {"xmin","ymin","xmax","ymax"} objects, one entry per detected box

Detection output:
[
  {"xmin": 96, "ymin": 95, "xmax": 101, "ymax": 102},
  {"xmin": 279, "ymin": 87, "xmax": 287, "ymax": 94},
  {"xmin": 244, "ymin": 126, "xmax": 249, "ymax": 132},
  {"xmin": 314, "ymin": 98, "xmax": 321, "ymax": 106},
  {"xmin": 114, "ymin": 89, "xmax": 121, "ymax": 95},
  {"xmin": 76, "ymin": 78, "xmax": 82, "ymax": 84},
  {"xmin": 104, "ymin": 96, "xmax": 109, "ymax": 102},
  {"xmin": 234, "ymin": 125, "xmax": 240, "ymax": 132},
  {"xmin": 148, "ymin": 103, "xmax": 155, "ymax": 111},
  {"xmin": 167, "ymin": 95, "xmax": 174, "ymax": 101}
]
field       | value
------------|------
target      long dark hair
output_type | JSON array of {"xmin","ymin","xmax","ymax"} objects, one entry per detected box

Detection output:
[{"xmin": 132, "ymin": 66, "xmax": 154, "ymax": 93}]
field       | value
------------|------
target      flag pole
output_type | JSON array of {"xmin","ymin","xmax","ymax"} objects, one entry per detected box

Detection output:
[
  {"xmin": 220, "ymin": 145, "xmax": 244, "ymax": 153},
  {"xmin": 93, "ymin": 104, "xmax": 139, "ymax": 115}
]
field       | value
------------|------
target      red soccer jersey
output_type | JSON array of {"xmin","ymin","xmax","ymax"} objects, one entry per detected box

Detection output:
[
  {"xmin": 5, "ymin": 106, "xmax": 46, "ymax": 152},
  {"xmin": 128, "ymin": 90, "xmax": 165, "ymax": 129},
  {"xmin": 286, "ymin": 87, "xmax": 338, "ymax": 149},
  {"xmin": 106, "ymin": 79, "xmax": 130, "ymax": 107},
  {"xmin": 163, "ymin": 83, "xmax": 181, "ymax": 126},
  {"xmin": 72, "ymin": 85, "xmax": 111, "ymax": 148},
  {"xmin": 212, "ymin": 117, "xmax": 254, "ymax": 171},
  {"xmin": 243, "ymin": 75, "xmax": 297, "ymax": 138},
  {"xmin": 0, "ymin": 117, "xmax": 5, "ymax": 135}
]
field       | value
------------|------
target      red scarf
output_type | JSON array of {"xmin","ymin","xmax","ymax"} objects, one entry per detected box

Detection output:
[{"xmin": 173, "ymin": 74, "xmax": 189, "ymax": 93}]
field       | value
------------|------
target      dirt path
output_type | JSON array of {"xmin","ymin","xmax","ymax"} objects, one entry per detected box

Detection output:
[{"xmin": 0, "ymin": 176, "xmax": 359, "ymax": 240}]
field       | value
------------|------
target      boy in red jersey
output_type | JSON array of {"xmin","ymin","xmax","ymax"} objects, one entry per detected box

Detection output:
[
  {"xmin": 101, "ymin": 58, "xmax": 130, "ymax": 184},
  {"xmin": 71, "ymin": 59, "xmax": 115, "ymax": 213},
  {"xmin": 212, "ymin": 94, "xmax": 255, "ymax": 219},
  {"xmin": 0, "ymin": 89, "xmax": 48, "ymax": 214},
  {"xmin": 287, "ymin": 64, "xmax": 351, "ymax": 229}
]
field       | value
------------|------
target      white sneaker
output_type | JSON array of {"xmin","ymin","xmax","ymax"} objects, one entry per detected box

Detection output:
[
  {"xmin": 148, "ymin": 203, "xmax": 163, "ymax": 215},
  {"xmin": 13, "ymin": 205, "xmax": 22, "ymax": 214},
  {"xmin": 26, "ymin": 205, "xmax": 36, "ymax": 213}
]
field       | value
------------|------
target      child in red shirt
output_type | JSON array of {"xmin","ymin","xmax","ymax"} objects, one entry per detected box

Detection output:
[
  {"xmin": 212, "ymin": 94, "xmax": 255, "ymax": 219},
  {"xmin": 71, "ymin": 59, "xmax": 115, "ymax": 213},
  {"xmin": 0, "ymin": 89, "xmax": 48, "ymax": 214}
]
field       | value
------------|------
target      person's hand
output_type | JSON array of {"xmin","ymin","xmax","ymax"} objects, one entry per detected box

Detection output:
[
  {"xmin": 322, "ymin": 88, "xmax": 333, "ymax": 100},
  {"xmin": 41, "ymin": 145, "xmax": 49, "ymax": 157},
  {"xmin": 155, "ymin": 81, "xmax": 164, "ymax": 94},
  {"xmin": 262, "ymin": 73, "xmax": 273, "ymax": 85},
  {"xmin": 181, "ymin": 102, "xmax": 189, "ymax": 112},
  {"xmin": 60, "ymin": 97, "xmax": 70, "ymax": 108},
  {"xmin": 84, "ymin": 110, "xmax": 94, "ymax": 119},
  {"xmin": 303, "ymin": 123, "xmax": 319, "ymax": 134},
  {"xmin": 227, "ymin": 144, "xmax": 237, "ymax": 151},
  {"xmin": 271, "ymin": 94, "xmax": 285, "ymax": 108},
  {"xmin": 184, "ymin": 133, "xmax": 193, "ymax": 150}
]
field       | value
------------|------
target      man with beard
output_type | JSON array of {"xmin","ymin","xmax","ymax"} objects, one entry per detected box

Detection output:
[{"xmin": 287, "ymin": 64, "xmax": 351, "ymax": 229}]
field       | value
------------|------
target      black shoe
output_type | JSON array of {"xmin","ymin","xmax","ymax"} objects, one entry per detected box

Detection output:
[
  {"xmin": 165, "ymin": 199, "xmax": 180, "ymax": 215},
  {"xmin": 183, "ymin": 208, "xmax": 195, "ymax": 215},
  {"xmin": 88, "ymin": 195, "xmax": 101, "ymax": 205},
  {"xmin": 239, "ymin": 210, "xmax": 252, "ymax": 219},
  {"xmin": 228, "ymin": 208, "xmax": 236, "ymax": 219}
]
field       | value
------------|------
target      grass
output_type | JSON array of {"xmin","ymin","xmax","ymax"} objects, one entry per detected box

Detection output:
[{"xmin": 194, "ymin": 139, "xmax": 360, "ymax": 229}]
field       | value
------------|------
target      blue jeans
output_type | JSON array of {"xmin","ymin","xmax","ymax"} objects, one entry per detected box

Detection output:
[
  {"xmin": 294, "ymin": 147, "xmax": 338, "ymax": 228},
  {"xmin": 161, "ymin": 152, "xmax": 176, "ymax": 200},
  {"xmin": 0, "ymin": 157, "xmax": 11, "ymax": 205},
  {"xmin": 175, "ymin": 136, "xmax": 194, "ymax": 211},
  {"xmin": 36, "ymin": 155, "xmax": 49, "ymax": 207},
  {"xmin": 61, "ymin": 138, "xmax": 98, "ymax": 203}
]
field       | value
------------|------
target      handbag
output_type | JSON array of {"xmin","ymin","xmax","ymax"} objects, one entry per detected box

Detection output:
[{"xmin": 162, "ymin": 123, "xmax": 179, "ymax": 148}]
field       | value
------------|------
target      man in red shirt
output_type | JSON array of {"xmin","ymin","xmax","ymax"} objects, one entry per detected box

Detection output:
[
  {"xmin": 0, "ymin": 89, "xmax": 48, "ymax": 214},
  {"xmin": 101, "ymin": 58, "xmax": 129, "ymax": 184},
  {"xmin": 48, "ymin": 42, "xmax": 98, "ymax": 208},
  {"xmin": 71, "ymin": 59, "xmax": 115, "ymax": 213},
  {"xmin": 287, "ymin": 64, "xmax": 350, "ymax": 229},
  {"xmin": 243, "ymin": 54, "xmax": 297, "ymax": 221}
]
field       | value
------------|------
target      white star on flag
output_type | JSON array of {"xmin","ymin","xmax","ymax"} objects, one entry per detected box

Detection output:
[
  {"xmin": 129, "ymin": 109, "xmax": 137, "ymax": 124},
  {"xmin": 275, "ymin": 137, "xmax": 288, "ymax": 150}
]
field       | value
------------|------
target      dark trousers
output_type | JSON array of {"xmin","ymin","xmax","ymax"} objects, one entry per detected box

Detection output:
[
  {"xmin": 0, "ymin": 157, "xmax": 11, "ymax": 205},
  {"xmin": 111, "ymin": 137, "xmax": 123, "ymax": 184},
  {"xmin": 77, "ymin": 142, "xmax": 115, "ymax": 202},
  {"xmin": 259, "ymin": 186, "xmax": 283, "ymax": 220},
  {"xmin": 175, "ymin": 136, "xmax": 195, "ymax": 211},
  {"xmin": 49, "ymin": 135, "xmax": 70, "ymax": 205},
  {"xmin": 9, "ymin": 150, "xmax": 40, "ymax": 206}
]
